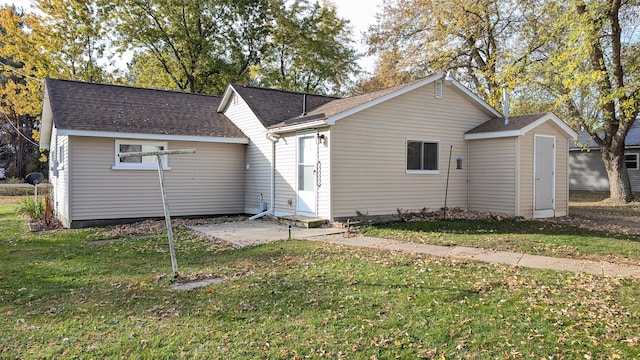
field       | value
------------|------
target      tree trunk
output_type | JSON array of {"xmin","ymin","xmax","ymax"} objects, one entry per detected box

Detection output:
[{"xmin": 601, "ymin": 147, "xmax": 633, "ymax": 203}]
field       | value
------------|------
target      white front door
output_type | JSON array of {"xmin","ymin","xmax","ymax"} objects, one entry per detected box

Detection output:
[
  {"xmin": 296, "ymin": 134, "xmax": 317, "ymax": 215},
  {"xmin": 534, "ymin": 135, "xmax": 555, "ymax": 217}
]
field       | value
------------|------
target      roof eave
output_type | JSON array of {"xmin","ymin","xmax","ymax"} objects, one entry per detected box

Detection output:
[
  {"xmin": 269, "ymin": 119, "xmax": 328, "ymax": 134},
  {"xmin": 55, "ymin": 129, "xmax": 249, "ymax": 144},
  {"xmin": 325, "ymin": 73, "xmax": 502, "ymax": 125},
  {"xmin": 325, "ymin": 73, "xmax": 444, "ymax": 125},
  {"xmin": 447, "ymin": 78, "xmax": 502, "ymax": 118},
  {"xmin": 465, "ymin": 113, "xmax": 579, "ymax": 141},
  {"xmin": 464, "ymin": 130, "xmax": 524, "ymax": 140},
  {"xmin": 217, "ymin": 84, "xmax": 237, "ymax": 113},
  {"xmin": 39, "ymin": 81, "xmax": 53, "ymax": 150},
  {"xmin": 521, "ymin": 113, "xmax": 578, "ymax": 140}
]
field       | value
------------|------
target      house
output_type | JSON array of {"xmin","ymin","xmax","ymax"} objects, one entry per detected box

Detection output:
[
  {"xmin": 40, "ymin": 73, "xmax": 578, "ymax": 228},
  {"xmin": 569, "ymin": 122, "xmax": 640, "ymax": 192},
  {"xmin": 39, "ymin": 79, "xmax": 249, "ymax": 228}
]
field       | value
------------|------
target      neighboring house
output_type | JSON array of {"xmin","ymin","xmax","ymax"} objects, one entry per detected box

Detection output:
[
  {"xmin": 569, "ymin": 122, "xmax": 640, "ymax": 192},
  {"xmin": 40, "ymin": 73, "xmax": 578, "ymax": 228}
]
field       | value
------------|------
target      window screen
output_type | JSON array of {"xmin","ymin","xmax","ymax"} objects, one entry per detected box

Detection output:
[{"xmin": 407, "ymin": 140, "xmax": 439, "ymax": 171}]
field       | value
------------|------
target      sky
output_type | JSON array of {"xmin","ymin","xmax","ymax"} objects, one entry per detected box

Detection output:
[{"xmin": 3, "ymin": 0, "xmax": 385, "ymax": 73}]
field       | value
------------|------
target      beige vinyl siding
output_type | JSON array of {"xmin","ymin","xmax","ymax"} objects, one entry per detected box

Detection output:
[
  {"xmin": 316, "ymin": 128, "xmax": 331, "ymax": 218},
  {"xmin": 468, "ymin": 137, "xmax": 517, "ymax": 214},
  {"xmin": 69, "ymin": 137, "xmax": 244, "ymax": 221},
  {"xmin": 222, "ymin": 92, "xmax": 271, "ymax": 213},
  {"xmin": 50, "ymin": 127, "xmax": 71, "ymax": 227},
  {"xmin": 331, "ymin": 82, "xmax": 491, "ymax": 219},
  {"xmin": 518, "ymin": 122, "xmax": 570, "ymax": 217},
  {"xmin": 273, "ymin": 128, "xmax": 331, "ymax": 218},
  {"xmin": 518, "ymin": 133, "xmax": 534, "ymax": 217}
]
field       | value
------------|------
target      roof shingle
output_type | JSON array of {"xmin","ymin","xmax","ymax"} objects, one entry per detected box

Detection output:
[
  {"xmin": 230, "ymin": 84, "xmax": 338, "ymax": 128},
  {"xmin": 46, "ymin": 78, "xmax": 246, "ymax": 138},
  {"xmin": 465, "ymin": 113, "xmax": 552, "ymax": 134}
]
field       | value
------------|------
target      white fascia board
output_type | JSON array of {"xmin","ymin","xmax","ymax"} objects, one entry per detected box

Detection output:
[
  {"xmin": 448, "ymin": 79, "xmax": 502, "ymax": 118},
  {"xmin": 326, "ymin": 73, "xmax": 447, "ymax": 125},
  {"xmin": 325, "ymin": 73, "xmax": 502, "ymax": 125},
  {"xmin": 269, "ymin": 120, "xmax": 328, "ymax": 134},
  {"xmin": 464, "ymin": 130, "xmax": 522, "ymax": 140},
  {"xmin": 465, "ymin": 114, "xmax": 579, "ymax": 141},
  {"xmin": 39, "ymin": 86, "xmax": 53, "ymax": 149},
  {"xmin": 217, "ymin": 84, "xmax": 236, "ymax": 112},
  {"xmin": 55, "ymin": 129, "xmax": 249, "ymax": 144},
  {"xmin": 520, "ymin": 113, "xmax": 578, "ymax": 140}
]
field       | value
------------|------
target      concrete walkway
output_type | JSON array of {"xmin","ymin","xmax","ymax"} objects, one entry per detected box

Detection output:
[
  {"xmin": 190, "ymin": 221, "xmax": 640, "ymax": 279},
  {"xmin": 189, "ymin": 220, "xmax": 345, "ymax": 248}
]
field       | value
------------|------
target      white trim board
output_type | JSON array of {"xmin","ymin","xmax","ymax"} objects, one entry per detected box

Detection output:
[
  {"xmin": 54, "ymin": 129, "xmax": 249, "ymax": 144},
  {"xmin": 464, "ymin": 113, "xmax": 578, "ymax": 141},
  {"xmin": 271, "ymin": 73, "xmax": 503, "ymax": 134},
  {"xmin": 326, "ymin": 73, "xmax": 501, "ymax": 126}
]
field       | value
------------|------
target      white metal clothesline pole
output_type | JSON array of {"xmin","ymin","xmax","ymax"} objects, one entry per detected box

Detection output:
[{"xmin": 118, "ymin": 149, "xmax": 196, "ymax": 278}]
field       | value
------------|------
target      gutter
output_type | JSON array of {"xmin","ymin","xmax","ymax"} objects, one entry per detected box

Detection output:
[
  {"xmin": 270, "ymin": 119, "xmax": 327, "ymax": 134},
  {"xmin": 249, "ymin": 133, "xmax": 280, "ymax": 220}
]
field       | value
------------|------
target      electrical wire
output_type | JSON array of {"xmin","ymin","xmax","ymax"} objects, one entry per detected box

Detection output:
[
  {"xmin": 0, "ymin": 60, "xmax": 44, "ymax": 83},
  {"xmin": 0, "ymin": 61, "xmax": 44, "ymax": 148},
  {"xmin": 1, "ymin": 111, "xmax": 40, "ymax": 147}
]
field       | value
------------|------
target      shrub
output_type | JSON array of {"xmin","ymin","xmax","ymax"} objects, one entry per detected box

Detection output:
[{"xmin": 18, "ymin": 196, "xmax": 45, "ymax": 219}]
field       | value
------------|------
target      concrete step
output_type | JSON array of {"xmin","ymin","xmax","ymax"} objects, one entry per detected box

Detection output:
[{"xmin": 278, "ymin": 215, "xmax": 327, "ymax": 229}]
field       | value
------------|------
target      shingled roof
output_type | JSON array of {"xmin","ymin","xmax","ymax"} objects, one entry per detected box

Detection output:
[
  {"xmin": 302, "ymin": 79, "xmax": 423, "ymax": 119},
  {"xmin": 464, "ymin": 112, "xmax": 577, "ymax": 140},
  {"xmin": 228, "ymin": 84, "xmax": 338, "ymax": 128},
  {"xmin": 43, "ymin": 78, "xmax": 246, "ymax": 139},
  {"xmin": 466, "ymin": 113, "xmax": 550, "ymax": 134},
  {"xmin": 267, "ymin": 74, "xmax": 503, "ymax": 131}
]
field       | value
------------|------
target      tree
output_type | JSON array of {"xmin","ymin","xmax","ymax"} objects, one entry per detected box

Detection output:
[
  {"xmin": 114, "ymin": 0, "xmax": 275, "ymax": 94},
  {"xmin": 29, "ymin": 0, "xmax": 114, "ymax": 83},
  {"xmin": 365, "ymin": 0, "xmax": 532, "ymax": 106},
  {"xmin": 516, "ymin": 0, "xmax": 640, "ymax": 202},
  {"xmin": 125, "ymin": 51, "xmax": 181, "ymax": 90},
  {"xmin": 0, "ymin": 6, "xmax": 47, "ymax": 178},
  {"xmin": 255, "ymin": 0, "xmax": 360, "ymax": 95},
  {"xmin": 0, "ymin": 1, "xmax": 114, "ymax": 178}
]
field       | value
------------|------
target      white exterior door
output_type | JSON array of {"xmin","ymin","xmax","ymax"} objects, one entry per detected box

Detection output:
[
  {"xmin": 296, "ymin": 134, "xmax": 317, "ymax": 215},
  {"xmin": 534, "ymin": 135, "xmax": 555, "ymax": 217}
]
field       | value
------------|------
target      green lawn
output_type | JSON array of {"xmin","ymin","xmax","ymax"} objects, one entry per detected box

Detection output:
[
  {"xmin": 2, "ymin": 204, "xmax": 640, "ymax": 359},
  {"xmin": 362, "ymin": 219, "xmax": 640, "ymax": 265}
]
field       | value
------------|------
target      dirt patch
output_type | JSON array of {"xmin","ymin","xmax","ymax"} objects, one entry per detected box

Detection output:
[
  {"xmin": 0, "ymin": 196, "xmax": 21, "ymax": 205},
  {"xmin": 559, "ymin": 211, "xmax": 640, "ymax": 235},
  {"xmin": 27, "ymin": 217, "xmax": 64, "ymax": 231},
  {"xmin": 567, "ymin": 196, "xmax": 640, "ymax": 235},
  {"xmin": 95, "ymin": 215, "xmax": 249, "ymax": 238}
]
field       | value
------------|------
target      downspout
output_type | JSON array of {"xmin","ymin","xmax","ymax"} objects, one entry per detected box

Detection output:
[
  {"xmin": 466, "ymin": 144, "xmax": 470, "ymax": 210},
  {"xmin": 249, "ymin": 133, "xmax": 280, "ymax": 220}
]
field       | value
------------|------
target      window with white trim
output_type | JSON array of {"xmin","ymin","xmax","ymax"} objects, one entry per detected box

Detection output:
[
  {"xmin": 625, "ymin": 153, "xmax": 639, "ymax": 170},
  {"xmin": 113, "ymin": 140, "xmax": 169, "ymax": 170},
  {"xmin": 407, "ymin": 140, "xmax": 439, "ymax": 173}
]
